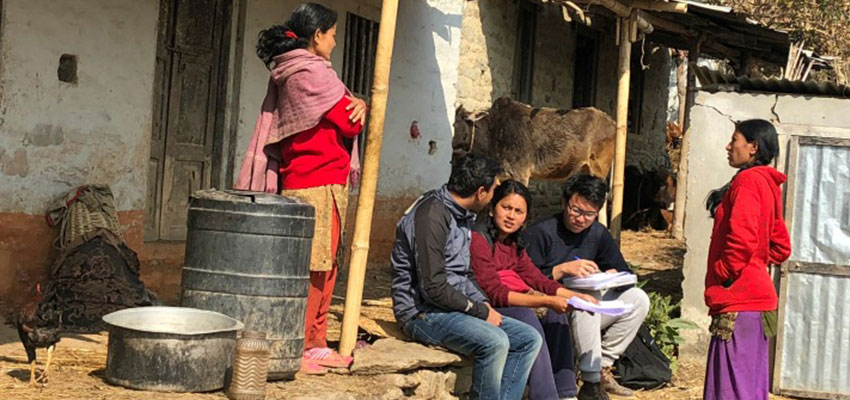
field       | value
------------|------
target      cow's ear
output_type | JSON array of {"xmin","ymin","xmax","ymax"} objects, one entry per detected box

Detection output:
[{"xmin": 456, "ymin": 105, "xmax": 468, "ymax": 119}]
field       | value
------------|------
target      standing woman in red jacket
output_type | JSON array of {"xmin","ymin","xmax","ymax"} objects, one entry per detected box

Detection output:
[
  {"xmin": 238, "ymin": 3, "xmax": 366, "ymax": 374},
  {"xmin": 703, "ymin": 119, "xmax": 791, "ymax": 400}
]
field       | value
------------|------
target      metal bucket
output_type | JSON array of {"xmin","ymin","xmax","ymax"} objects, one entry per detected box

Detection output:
[{"xmin": 103, "ymin": 306, "xmax": 243, "ymax": 392}]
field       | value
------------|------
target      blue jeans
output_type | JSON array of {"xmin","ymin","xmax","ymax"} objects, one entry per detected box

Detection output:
[
  {"xmin": 402, "ymin": 311, "xmax": 542, "ymax": 400},
  {"xmin": 498, "ymin": 307, "xmax": 578, "ymax": 399}
]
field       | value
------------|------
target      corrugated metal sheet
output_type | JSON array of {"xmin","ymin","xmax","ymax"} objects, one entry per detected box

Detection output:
[
  {"xmin": 791, "ymin": 144, "xmax": 850, "ymax": 264},
  {"xmin": 694, "ymin": 65, "xmax": 850, "ymax": 98},
  {"xmin": 779, "ymin": 273, "xmax": 850, "ymax": 394},
  {"xmin": 777, "ymin": 142, "xmax": 850, "ymax": 397}
]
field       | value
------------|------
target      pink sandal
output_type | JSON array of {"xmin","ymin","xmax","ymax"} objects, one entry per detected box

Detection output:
[
  {"xmin": 299, "ymin": 358, "xmax": 328, "ymax": 375},
  {"xmin": 303, "ymin": 347, "xmax": 353, "ymax": 369}
]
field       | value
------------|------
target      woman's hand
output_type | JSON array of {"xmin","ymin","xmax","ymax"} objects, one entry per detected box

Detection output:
[
  {"xmin": 546, "ymin": 296, "xmax": 569, "ymax": 314},
  {"xmin": 345, "ymin": 95, "xmax": 368, "ymax": 126},
  {"xmin": 552, "ymin": 259, "xmax": 600, "ymax": 280}
]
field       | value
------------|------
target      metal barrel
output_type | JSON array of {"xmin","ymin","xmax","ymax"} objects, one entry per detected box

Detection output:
[{"xmin": 180, "ymin": 189, "xmax": 314, "ymax": 380}]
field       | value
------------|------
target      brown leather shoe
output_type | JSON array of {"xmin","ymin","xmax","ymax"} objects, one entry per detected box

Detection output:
[{"xmin": 601, "ymin": 367, "xmax": 634, "ymax": 397}]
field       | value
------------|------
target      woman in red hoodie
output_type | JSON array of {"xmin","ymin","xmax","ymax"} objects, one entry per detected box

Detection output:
[
  {"xmin": 240, "ymin": 3, "xmax": 365, "ymax": 374},
  {"xmin": 703, "ymin": 119, "xmax": 791, "ymax": 400}
]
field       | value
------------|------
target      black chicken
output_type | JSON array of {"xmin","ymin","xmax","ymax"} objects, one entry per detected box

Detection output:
[{"xmin": 15, "ymin": 284, "xmax": 62, "ymax": 385}]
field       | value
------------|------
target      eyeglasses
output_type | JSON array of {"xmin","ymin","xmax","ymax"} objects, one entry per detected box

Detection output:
[{"xmin": 567, "ymin": 205, "xmax": 598, "ymax": 220}]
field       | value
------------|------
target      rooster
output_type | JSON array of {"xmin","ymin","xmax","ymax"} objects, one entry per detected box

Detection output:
[{"xmin": 15, "ymin": 284, "xmax": 62, "ymax": 385}]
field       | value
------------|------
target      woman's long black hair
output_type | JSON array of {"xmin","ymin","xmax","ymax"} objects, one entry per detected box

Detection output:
[
  {"xmin": 705, "ymin": 119, "xmax": 780, "ymax": 217},
  {"xmin": 256, "ymin": 3, "xmax": 337, "ymax": 66},
  {"xmin": 482, "ymin": 180, "xmax": 533, "ymax": 257}
]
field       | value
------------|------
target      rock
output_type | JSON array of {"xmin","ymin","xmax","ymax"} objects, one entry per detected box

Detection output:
[
  {"xmin": 292, "ymin": 392, "xmax": 359, "ymax": 400},
  {"xmin": 350, "ymin": 338, "xmax": 464, "ymax": 375},
  {"xmin": 377, "ymin": 373, "xmax": 421, "ymax": 389},
  {"xmin": 410, "ymin": 370, "xmax": 459, "ymax": 400}
]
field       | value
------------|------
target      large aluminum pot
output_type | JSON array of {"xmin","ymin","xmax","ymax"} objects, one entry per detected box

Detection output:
[{"xmin": 103, "ymin": 306, "xmax": 243, "ymax": 392}]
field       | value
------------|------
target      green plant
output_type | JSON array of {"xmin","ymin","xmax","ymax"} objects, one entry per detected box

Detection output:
[{"xmin": 643, "ymin": 290, "xmax": 699, "ymax": 372}]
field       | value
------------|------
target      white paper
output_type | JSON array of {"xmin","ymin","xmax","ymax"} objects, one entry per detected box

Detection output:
[
  {"xmin": 568, "ymin": 297, "xmax": 634, "ymax": 316},
  {"xmin": 562, "ymin": 271, "xmax": 637, "ymax": 290}
]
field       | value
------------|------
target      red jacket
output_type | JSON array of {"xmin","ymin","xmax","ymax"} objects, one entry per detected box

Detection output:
[
  {"xmin": 279, "ymin": 96, "xmax": 363, "ymax": 189},
  {"xmin": 705, "ymin": 166, "xmax": 791, "ymax": 315},
  {"xmin": 470, "ymin": 231, "xmax": 562, "ymax": 307}
]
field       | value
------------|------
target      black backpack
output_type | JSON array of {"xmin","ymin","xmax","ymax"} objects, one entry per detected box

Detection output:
[{"xmin": 613, "ymin": 324, "xmax": 673, "ymax": 390}]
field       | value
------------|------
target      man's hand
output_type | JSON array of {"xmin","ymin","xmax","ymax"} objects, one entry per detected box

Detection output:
[
  {"xmin": 485, "ymin": 303, "xmax": 502, "ymax": 327},
  {"xmin": 345, "ymin": 95, "xmax": 368, "ymax": 125},
  {"xmin": 546, "ymin": 296, "xmax": 569, "ymax": 314},
  {"xmin": 552, "ymin": 259, "xmax": 600, "ymax": 280},
  {"xmin": 605, "ymin": 269, "xmax": 618, "ymax": 274}
]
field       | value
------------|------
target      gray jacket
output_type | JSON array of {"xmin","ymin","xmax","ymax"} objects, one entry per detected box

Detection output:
[{"xmin": 390, "ymin": 185, "xmax": 490, "ymax": 326}]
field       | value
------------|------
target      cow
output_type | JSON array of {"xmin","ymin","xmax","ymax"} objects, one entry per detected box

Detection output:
[
  {"xmin": 622, "ymin": 166, "xmax": 677, "ymax": 232},
  {"xmin": 452, "ymin": 96, "xmax": 616, "ymax": 184}
]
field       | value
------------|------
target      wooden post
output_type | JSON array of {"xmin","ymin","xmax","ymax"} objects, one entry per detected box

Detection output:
[
  {"xmin": 338, "ymin": 0, "xmax": 399, "ymax": 357},
  {"xmin": 609, "ymin": 14, "xmax": 633, "ymax": 243},
  {"xmin": 672, "ymin": 41, "xmax": 702, "ymax": 240}
]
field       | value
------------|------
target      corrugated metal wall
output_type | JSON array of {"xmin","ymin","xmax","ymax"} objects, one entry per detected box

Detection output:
[
  {"xmin": 777, "ymin": 142, "xmax": 850, "ymax": 397},
  {"xmin": 790, "ymin": 144, "xmax": 850, "ymax": 264}
]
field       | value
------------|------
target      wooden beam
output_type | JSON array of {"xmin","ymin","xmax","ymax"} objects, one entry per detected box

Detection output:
[
  {"xmin": 569, "ymin": 0, "xmax": 653, "ymax": 34},
  {"xmin": 609, "ymin": 14, "xmax": 633, "ymax": 243},
  {"xmin": 639, "ymin": 11, "xmax": 696, "ymax": 36},
  {"xmin": 338, "ymin": 0, "xmax": 399, "ymax": 357},
  {"xmin": 628, "ymin": 0, "xmax": 688, "ymax": 13},
  {"xmin": 672, "ymin": 38, "xmax": 703, "ymax": 240}
]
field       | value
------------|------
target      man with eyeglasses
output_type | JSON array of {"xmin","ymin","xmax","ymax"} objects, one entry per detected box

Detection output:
[{"xmin": 524, "ymin": 174, "xmax": 649, "ymax": 400}]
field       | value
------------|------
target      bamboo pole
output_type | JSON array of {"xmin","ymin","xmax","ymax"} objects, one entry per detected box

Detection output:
[
  {"xmin": 609, "ymin": 14, "xmax": 633, "ymax": 243},
  {"xmin": 338, "ymin": 0, "xmax": 399, "ymax": 357}
]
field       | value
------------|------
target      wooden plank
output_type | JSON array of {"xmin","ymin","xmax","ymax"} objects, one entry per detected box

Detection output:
[
  {"xmin": 774, "ymin": 387, "xmax": 850, "ymax": 400},
  {"xmin": 786, "ymin": 261, "xmax": 850, "ymax": 277},
  {"xmin": 798, "ymin": 136, "xmax": 850, "ymax": 147},
  {"xmin": 772, "ymin": 134, "xmax": 797, "ymax": 393}
]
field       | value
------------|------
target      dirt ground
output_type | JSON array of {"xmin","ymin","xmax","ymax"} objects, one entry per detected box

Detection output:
[{"xmin": 0, "ymin": 231, "xmax": 792, "ymax": 399}]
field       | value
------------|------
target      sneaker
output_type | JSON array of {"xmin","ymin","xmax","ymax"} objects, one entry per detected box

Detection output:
[
  {"xmin": 303, "ymin": 347, "xmax": 353, "ymax": 369},
  {"xmin": 601, "ymin": 366, "xmax": 634, "ymax": 397},
  {"xmin": 577, "ymin": 381, "xmax": 610, "ymax": 400}
]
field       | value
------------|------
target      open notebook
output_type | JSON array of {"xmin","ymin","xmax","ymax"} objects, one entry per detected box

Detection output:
[
  {"xmin": 567, "ymin": 297, "xmax": 634, "ymax": 317},
  {"xmin": 563, "ymin": 271, "xmax": 637, "ymax": 291}
]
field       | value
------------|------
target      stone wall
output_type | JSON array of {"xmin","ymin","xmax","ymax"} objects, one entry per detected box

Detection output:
[{"xmin": 0, "ymin": 0, "xmax": 160, "ymax": 308}]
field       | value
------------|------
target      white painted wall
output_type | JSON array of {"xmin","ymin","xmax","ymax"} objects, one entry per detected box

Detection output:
[
  {"xmin": 0, "ymin": 0, "xmax": 159, "ymax": 213},
  {"xmin": 679, "ymin": 90, "xmax": 850, "ymax": 358},
  {"xmin": 232, "ymin": 0, "xmax": 462, "ymax": 196}
]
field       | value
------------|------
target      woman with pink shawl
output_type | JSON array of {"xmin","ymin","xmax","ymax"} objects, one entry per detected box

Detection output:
[{"xmin": 235, "ymin": 2, "xmax": 367, "ymax": 375}]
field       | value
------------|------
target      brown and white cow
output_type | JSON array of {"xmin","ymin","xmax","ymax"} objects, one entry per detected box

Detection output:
[{"xmin": 452, "ymin": 96, "xmax": 616, "ymax": 184}]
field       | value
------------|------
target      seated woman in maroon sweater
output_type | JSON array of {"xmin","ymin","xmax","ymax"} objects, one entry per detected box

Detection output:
[{"xmin": 470, "ymin": 180, "xmax": 596, "ymax": 400}]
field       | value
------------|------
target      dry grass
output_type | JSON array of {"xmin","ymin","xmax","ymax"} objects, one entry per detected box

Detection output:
[{"xmin": 0, "ymin": 231, "xmax": 793, "ymax": 399}]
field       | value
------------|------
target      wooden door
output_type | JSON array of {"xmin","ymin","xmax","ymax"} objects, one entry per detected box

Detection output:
[{"xmin": 146, "ymin": 0, "xmax": 229, "ymax": 241}]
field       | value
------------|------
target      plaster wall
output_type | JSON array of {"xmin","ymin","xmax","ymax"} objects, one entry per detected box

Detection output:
[{"xmin": 679, "ymin": 90, "xmax": 850, "ymax": 358}]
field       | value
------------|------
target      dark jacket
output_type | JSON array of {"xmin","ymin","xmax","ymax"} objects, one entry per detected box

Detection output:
[
  {"xmin": 523, "ymin": 215, "xmax": 631, "ymax": 281},
  {"xmin": 391, "ymin": 185, "xmax": 490, "ymax": 327}
]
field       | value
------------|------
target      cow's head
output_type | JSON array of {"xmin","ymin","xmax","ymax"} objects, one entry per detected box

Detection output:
[{"xmin": 452, "ymin": 105, "xmax": 489, "ymax": 158}]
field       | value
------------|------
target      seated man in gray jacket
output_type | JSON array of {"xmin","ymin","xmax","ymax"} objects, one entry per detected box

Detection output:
[{"xmin": 391, "ymin": 153, "xmax": 542, "ymax": 400}]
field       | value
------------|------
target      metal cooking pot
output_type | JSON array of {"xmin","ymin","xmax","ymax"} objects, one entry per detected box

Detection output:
[{"xmin": 103, "ymin": 306, "xmax": 243, "ymax": 392}]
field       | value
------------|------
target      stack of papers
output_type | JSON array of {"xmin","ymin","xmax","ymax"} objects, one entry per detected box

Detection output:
[
  {"xmin": 568, "ymin": 297, "xmax": 634, "ymax": 316},
  {"xmin": 563, "ymin": 271, "xmax": 637, "ymax": 290}
]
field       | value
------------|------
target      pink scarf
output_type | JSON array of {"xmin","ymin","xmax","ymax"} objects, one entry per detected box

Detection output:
[{"xmin": 235, "ymin": 49, "xmax": 360, "ymax": 193}]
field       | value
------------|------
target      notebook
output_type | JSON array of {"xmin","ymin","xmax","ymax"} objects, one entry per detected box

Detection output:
[
  {"xmin": 563, "ymin": 271, "xmax": 637, "ymax": 290},
  {"xmin": 567, "ymin": 297, "xmax": 634, "ymax": 317}
]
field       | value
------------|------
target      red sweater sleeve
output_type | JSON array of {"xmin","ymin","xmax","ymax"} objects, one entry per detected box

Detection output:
[
  {"xmin": 769, "ymin": 216, "xmax": 791, "ymax": 265},
  {"xmin": 714, "ymin": 181, "xmax": 762, "ymax": 279},
  {"xmin": 324, "ymin": 96, "xmax": 364, "ymax": 138},
  {"xmin": 515, "ymin": 249, "xmax": 562, "ymax": 296},
  {"xmin": 470, "ymin": 233, "xmax": 512, "ymax": 307}
]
